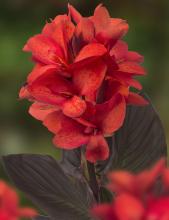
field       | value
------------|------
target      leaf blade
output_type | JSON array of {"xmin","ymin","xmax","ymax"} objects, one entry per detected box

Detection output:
[{"xmin": 2, "ymin": 154, "xmax": 94, "ymax": 220}]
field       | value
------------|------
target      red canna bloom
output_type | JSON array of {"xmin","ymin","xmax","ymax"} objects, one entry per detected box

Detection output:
[
  {"xmin": 42, "ymin": 93, "xmax": 126, "ymax": 163},
  {"xmin": 92, "ymin": 159, "xmax": 169, "ymax": 220},
  {"xmin": 0, "ymin": 180, "xmax": 37, "ymax": 220},
  {"xmin": 20, "ymin": 4, "xmax": 148, "ymax": 162}
]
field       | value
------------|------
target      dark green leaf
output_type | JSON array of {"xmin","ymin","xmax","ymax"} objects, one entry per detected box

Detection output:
[{"xmin": 2, "ymin": 154, "xmax": 94, "ymax": 220}]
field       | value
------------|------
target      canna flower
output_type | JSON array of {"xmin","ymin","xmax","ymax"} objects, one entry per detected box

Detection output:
[
  {"xmin": 92, "ymin": 159, "xmax": 169, "ymax": 220},
  {"xmin": 0, "ymin": 180, "xmax": 37, "ymax": 220},
  {"xmin": 43, "ymin": 93, "xmax": 126, "ymax": 163},
  {"xmin": 20, "ymin": 4, "xmax": 148, "ymax": 163}
]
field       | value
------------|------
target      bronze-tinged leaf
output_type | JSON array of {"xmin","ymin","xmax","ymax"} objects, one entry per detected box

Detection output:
[
  {"xmin": 60, "ymin": 148, "xmax": 82, "ymax": 177},
  {"xmin": 2, "ymin": 154, "xmax": 94, "ymax": 220}
]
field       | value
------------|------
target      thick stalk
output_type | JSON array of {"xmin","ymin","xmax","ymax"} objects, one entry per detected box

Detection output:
[{"xmin": 87, "ymin": 161, "xmax": 100, "ymax": 202}]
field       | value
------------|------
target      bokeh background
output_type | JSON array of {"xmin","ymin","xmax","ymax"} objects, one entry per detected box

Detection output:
[{"xmin": 0, "ymin": 0, "xmax": 169, "ymax": 210}]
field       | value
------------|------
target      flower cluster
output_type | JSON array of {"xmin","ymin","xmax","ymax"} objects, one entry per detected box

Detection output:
[
  {"xmin": 0, "ymin": 180, "xmax": 37, "ymax": 220},
  {"xmin": 20, "ymin": 4, "xmax": 148, "ymax": 163},
  {"xmin": 92, "ymin": 159, "xmax": 169, "ymax": 220}
]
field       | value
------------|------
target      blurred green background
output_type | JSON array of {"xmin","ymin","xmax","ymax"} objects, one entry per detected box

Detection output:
[{"xmin": 0, "ymin": 0, "xmax": 169, "ymax": 210}]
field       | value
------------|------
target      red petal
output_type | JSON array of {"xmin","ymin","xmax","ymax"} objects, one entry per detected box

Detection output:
[
  {"xmin": 52, "ymin": 15, "xmax": 75, "ymax": 60},
  {"xmin": 110, "ymin": 18, "xmax": 129, "ymax": 38},
  {"xmin": 102, "ymin": 96, "xmax": 126, "ymax": 134},
  {"xmin": 95, "ymin": 18, "xmax": 129, "ymax": 45},
  {"xmin": 163, "ymin": 168, "xmax": 169, "ymax": 189},
  {"xmin": 27, "ymin": 64, "xmax": 58, "ymax": 83},
  {"xmin": 136, "ymin": 158, "xmax": 165, "ymax": 194},
  {"xmin": 110, "ymin": 41, "xmax": 144, "ymax": 64},
  {"xmin": 108, "ymin": 171, "xmax": 135, "ymax": 194},
  {"xmin": 74, "ymin": 102, "xmax": 96, "ymax": 128},
  {"xmin": 0, "ymin": 181, "xmax": 19, "ymax": 211},
  {"xmin": 43, "ymin": 111, "xmax": 63, "ymax": 134},
  {"xmin": 42, "ymin": 22, "xmax": 56, "ymax": 37},
  {"xmin": 96, "ymin": 95, "xmax": 126, "ymax": 134},
  {"xmin": 28, "ymin": 71, "xmax": 75, "ymax": 106},
  {"xmin": 118, "ymin": 61, "xmax": 146, "ymax": 75},
  {"xmin": 18, "ymin": 208, "xmax": 37, "ymax": 217},
  {"xmin": 114, "ymin": 194, "xmax": 144, "ymax": 220},
  {"xmin": 19, "ymin": 85, "xmax": 31, "ymax": 99},
  {"xmin": 85, "ymin": 135, "xmax": 109, "ymax": 163},
  {"xmin": 75, "ymin": 117, "xmax": 96, "ymax": 128},
  {"xmin": 103, "ymin": 80, "xmax": 129, "ymax": 101},
  {"xmin": 29, "ymin": 102, "xmax": 58, "ymax": 121},
  {"xmin": 62, "ymin": 95, "xmax": 87, "ymax": 118},
  {"xmin": 73, "ymin": 59, "xmax": 107, "ymax": 101},
  {"xmin": 75, "ymin": 18, "xmax": 95, "ymax": 44},
  {"xmin": 68, "ymin": 4, "xmax": 82, "ymax": 24},
  {"xmin": 112, "ymin": 72, "xmax": 143, "ymax": 90},
  {"xmin": 92, "ymin": 5, "xmax": 110, "ymax": 33},
  {"xmin": 91, "ymin": 204, "xmax": 115, "ymax": 220},
  {"xmin": 110, "ymin": 40, "xmax": 128, "ymax": 61},
  {"xmin": 23, "ymin": 34, "xmax": 64, "ymax": 65},
  {"xmin": 127, "ymin": 78, "xmax": 142, "ymax": 90},
  {"xmin": 43, "ymin": 111, "xmax": 89, "ymax": 149},
  {"xmin": 127, "ymin": 92, "xmax": 149, "ymax": 106},
  {"xmin": 126, "ymin": 51, "xmax": 144, "ymax": 63},
  {"xmin": 75, "ymin": 43, "xmax": 107, "ymax": 62},
  {"xmin": 53, "ymin": 132, "xmax": 89, "ymax": 149},
  {"xmin": 146, "ymin": 197, "xmax": 169, "ymax": 219}
]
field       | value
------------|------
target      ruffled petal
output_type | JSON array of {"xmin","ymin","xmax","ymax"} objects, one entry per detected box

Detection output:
[
  {"xmin": 127, "ymin": 92, "xmax": 149, "ymax": 106},
  {"xmin": 110, "ymin": 41, "xmax": 144, "ymax": 64},
  {"xmin": 23, "ymin": 34, "xmax": 64, "ymax": 65},
  {"xmin": 136, "ymin": 158, "xmax": 165, "ymax": 193},
  {"xmin": 114, "ymin": 194, "xmax": 144, "ymax": 220},
  {"xmin": 62, "ymin": 95, "xmax": 87, "ymax": 118},
  {"xmin": 110, "ymin": 72, "xmax": 143, "ymax": 90},
  {"xmin": 92, "ymin": 204, "xmax": 115, "ymax": 220},
  {"xmin": 42, "ymin": 21, "xmax": 56, "ymax": 37},
  {"xmin": 28, "ymin": 71, "xmax": 75, "ymax": 106},
  {"xmin": 43, "ymin": 111, "xmax": 89, "ymax": 149},
  {"xmin": 43, "ymin": 111, "xmax": 63, "ymax": 134},
  {"xmin": 110, "ymin": 18, "xmax": 129, "ymax": 38},
  {"xmin": 27, "ymin": 64, "xmax": 58, "ymax": 83},
  {"xmin": 92, "ymin": 5, "xmax": 110, "ymax": 33},
  {"xmin": 29, "ymin": 102, "xmax": 58, "ymax": 121},
  {"xmin": 73, "ymin": 59, "xmax": 107, "ymax": 101},
  {"xmin": 126, "ymin": 78, "xmax": 142, "ymax": 90},
  {"xmin": 108, "ymin": 171, "xmax": 135, "ymax": 194},
  {"xmin": 75, "ymin": 43, "xmax": 107, "ymax": 62},
  {"xmin": 75, "ymin": 18, "xmax": 95, "ymax": 44},
  {"xmin": 96, "ymin": 19, "xmax": 129, "ymax": 46},
  {"xmin": 19, "ymin": 85, "xmax": 31, "ymax": 99},
  {"xmin": 0, "ymin": 181, "xmax": 19, "ymax": 211},
  {"xmin": 118, "ymin": 61, "xmax": 146, "ymax": 75},
  {"xmin": 110, "ymin": 40, "xmax": 128, "ymax": 61},
  {"xmin": 126, "ymin": 51, "xmax": 144, "ymax": 63},
  {"xmin": 95, "ymin": 94, "xmax": 126, "ymax": 134},
  {"xmin": 91, "ymin": 6, "xmax": 128, "ymax": 45},
  {"xmin": 18, "ymin": 208, "xmax": 37, "ymax": 218},
  {"xmin": 51, "ymin": 15, "xmax": 75, "ymax": 60},
  {"xmin": 68, "ymin": 4, "xmax": 82, "ymax": 24},
  {"xmin": 146, "ymin": 197, "xmax": 169, "ymax": 219},
  {"xmin": 85, "ymin": 135, "xmax": 109, "ymax": 163}
]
